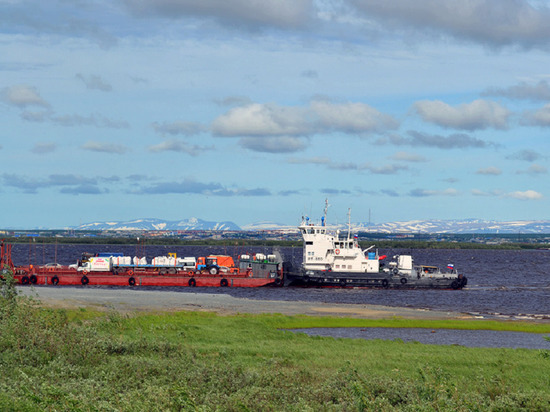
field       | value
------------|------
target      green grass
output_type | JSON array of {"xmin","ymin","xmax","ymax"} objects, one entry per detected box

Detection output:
[
  {"xmin": 268, "ymin": 314, "xmax": 550, "ymax": 334},
  {"xmin": 2, "ymin": 279, "xmax": 550, "ymax": 411}
]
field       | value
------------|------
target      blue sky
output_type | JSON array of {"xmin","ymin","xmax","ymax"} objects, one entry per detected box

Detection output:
[{"xmin": 1, "ymin": 0, "xmax": 549, "ymax": 229}]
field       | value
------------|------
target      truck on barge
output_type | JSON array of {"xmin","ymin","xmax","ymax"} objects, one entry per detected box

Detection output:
[{"xmin": 285, "ymin": 201, "xmax": 468, "ymax": 289}]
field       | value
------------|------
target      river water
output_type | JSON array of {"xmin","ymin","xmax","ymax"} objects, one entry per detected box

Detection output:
[
  {"xmin": 290, "ymin": 327, "xmax": 550, "ymax": 349},
  {"xmin": 9, "ymin": 243, "xmax": 550, "ymax": 319}
]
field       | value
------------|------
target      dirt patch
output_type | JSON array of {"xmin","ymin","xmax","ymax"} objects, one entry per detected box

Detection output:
[{"xmin": 19, "ymin": 286, "xmax": 471, "ymax": 320}]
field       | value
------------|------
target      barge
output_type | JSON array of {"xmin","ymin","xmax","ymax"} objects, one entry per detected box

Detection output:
[{"xmin": 1, "ymin": 242, "xmax": 283, "ymax": 288}]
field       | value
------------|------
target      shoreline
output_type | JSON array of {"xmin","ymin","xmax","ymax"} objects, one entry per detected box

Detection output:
[{"xmin": 18, "ymin": 286, "xmax": 474, "ymax": 320}]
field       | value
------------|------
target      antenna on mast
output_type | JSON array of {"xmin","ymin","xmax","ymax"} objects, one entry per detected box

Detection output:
[
  {"xmin": 323, "ymin": 198, "xmax": 329, "ymax": 226},
  {"xmin": 347, "ymin": 208, "xmax": 351, "ymax": 239}
]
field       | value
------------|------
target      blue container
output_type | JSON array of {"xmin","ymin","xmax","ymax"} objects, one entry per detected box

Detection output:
[{"xmin": 368, "ymin": 252, "xmax": 376, "ymax": 260}]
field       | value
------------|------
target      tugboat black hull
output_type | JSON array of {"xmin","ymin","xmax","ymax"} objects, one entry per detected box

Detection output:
[{"xmin": 286, "ymin": 270, "xmax": 467, "ymax": 289}]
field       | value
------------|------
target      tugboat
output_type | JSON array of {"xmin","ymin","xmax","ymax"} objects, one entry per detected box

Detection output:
[{"xmin": 286, "ymin": 200, "xmax": 467, "ymax": 289}]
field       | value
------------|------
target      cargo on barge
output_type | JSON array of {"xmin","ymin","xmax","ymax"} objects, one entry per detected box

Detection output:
[
  {"xmin": 1, "ymin": 243, "xmax": 283, "ymax": 288},
  {"xmin": 285, "ymin": 201, "xmax": 468, "ymax": 289}
]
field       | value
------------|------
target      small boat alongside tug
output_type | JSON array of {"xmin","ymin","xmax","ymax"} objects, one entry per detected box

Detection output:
[{"xmin": 286, "ymin": 201, "xmax": 468, "ymax": 289}]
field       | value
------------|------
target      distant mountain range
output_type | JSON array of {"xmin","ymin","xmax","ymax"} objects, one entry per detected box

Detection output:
[
  {"xmin": 352, "ymin": 219, "xmax": 550, "ymax": 234},
  {"xmin": 77, "ymin": 218, "xmax": 239, "ymax": 231},
  {"xmin": 75, "ymin": 218, "xmax": 550, "ymax": 234}
]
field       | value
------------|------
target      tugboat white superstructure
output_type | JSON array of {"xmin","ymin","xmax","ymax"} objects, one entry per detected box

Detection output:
[{"xmin": 287, "ymin": 200, "xmax": 467, "ymax": 289}]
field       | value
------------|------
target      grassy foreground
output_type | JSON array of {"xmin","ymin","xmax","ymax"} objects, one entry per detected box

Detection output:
[{"xmin": 1, "ymin": 282, "xmax": 550, "ymax": 410}]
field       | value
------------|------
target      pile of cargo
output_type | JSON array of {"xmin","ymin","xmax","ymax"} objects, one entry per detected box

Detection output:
[{"xmin": 1, "ymin": 245, "xmax": 284, "ymax": 288}]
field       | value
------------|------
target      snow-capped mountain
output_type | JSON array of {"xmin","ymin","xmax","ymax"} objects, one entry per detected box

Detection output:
[
  {"xmin": 77, "ymin": 218, "xmax": 240, "ymax": 231},
  {"xmin": 75, "ymin": 217, "xmax": 550, "ymax": 233},
  {"xmin": 240, "ymin": 221, "xmax": 296, "ymax": 231},
  {"xmin": 352, "ymin": 219, "xmax": 550, "ymax": 234}
]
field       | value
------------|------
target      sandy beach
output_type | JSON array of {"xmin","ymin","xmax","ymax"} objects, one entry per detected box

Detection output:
[{"xmin": 18, "ymin": 286, "xmax": 473, "ymax": 320}]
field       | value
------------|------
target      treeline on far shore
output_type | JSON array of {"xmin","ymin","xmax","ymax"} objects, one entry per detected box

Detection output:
[{"xmin": 2, "ymin": 236, "xmax": 550, "ymax": 250}]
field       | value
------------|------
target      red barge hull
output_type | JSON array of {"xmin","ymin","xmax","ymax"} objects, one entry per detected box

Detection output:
[{"xmin": 13, "ymin": 268, "xmax": 280, "ymax": 288}]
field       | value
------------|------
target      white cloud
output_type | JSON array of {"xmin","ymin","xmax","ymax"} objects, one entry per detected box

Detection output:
[
  {"xmin": 52, "ymin": 114, "xmax": 130, "ymax": 129},
  {"xmin": 506, "ymin": 150, "xmax": 544, "ymax": 162},
  {"xmin": 215, "ymin": 96, "xmax": 253, "ymax": 107},
  {"xmin": 76, "ymin": 74, "xmax": 113, "ymax": 92},
  {"xmin": 152, "ymin": 121, "xmax": 205, "ymax": 136},
  {"xmin": 137, "ymin": 178, "xmax": 271, "ymax": 196},
  {"xmin": 0, "ymin": 1, "xmax": 117, "ymax": 48},
  {"xmin": 390, "ymin": 151, "xmax": 427, "ymax": 162},
  {"xmin": 31, "ymin": 142, "xmax": 56, "ymax": 154},
  {"xmin": 409, "ymin": 188, "xmax": 459, "ymax": 197},
  {"xmin": 212, "ymin": 103, "xmax": 310, "ymax": 137},
  {"xmin": 484, "ymin": 80, "xmax": 550, "ymax": 101},
  {"xmin": 211, "ymin": 100, "xmax": 398, "ymax": 140},
  {"xmin": 1, "ymin": 85, "xmax": 49, "ymax": 108},
  {"xmin": 476, "ymin": 167, "xmax": 502, "ymax": 175},
  {"xmin": 1, "ymin": 173, "xmax": 114, "ymax": 194},
  {"xmin": 18, "ymin": 108, "xmax": 130, "ymax": 129},
  {"xmin": 288, "ymin": 157, "xmax": 408, "ymax": 174},
  {"xmin": 82, "ymin": 141, "xmax": 130, "ymax": 155},
  {"xmin": 287, "ymin": 156, "xmax": 330, "ymax": 166},
  {"xmin": 471, "ymin": 189, "xmax": 502, "ymax": 197},
  {"xmin": 472, "ymin": 188, "xmax": 543, "ymax": 199},
  {"xmin": 239, "ymin": 136, "xmax": 307, "ymax": 153},
  {"xmin": 21, "ymin": 110, "xmax": 51, "ymax": 122},
  {"xmin": 369, "ymin": 165, "xmax": 408, "ymax": 174},
  {"xmin": 148, "ymin": 140, "xmax": 212, "ymax": 156},
  {"xmin": 517, "ymin": 164, "xmax": 548, "ymax": 175},
  {"xmin": 506, "ymin": 190, "xmax": 543, "ymax": 200},
  {"xmin": 348, "ymin": 0, "xmax": 550, "ymax": 49},
  {"xmin": 311, "ymin": 100, "xmax": 399, "ymax": 134},
  {"xmin": 523, "ymin": 103, "xmax": 550, "ymax": 126},
  {"xmin": 383, "ymin": 131, "xmax": 493, "ymax": 149},
  {"xmin": 413, "ymin": 99, "xmax": 510, "ymax": 130},
  {"xmin": 123, "ymin": 0, "xmax": 313, "ymax": 31}
]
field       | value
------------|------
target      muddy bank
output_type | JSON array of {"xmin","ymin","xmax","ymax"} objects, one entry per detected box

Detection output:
[{"xmin": 18, "ymin": 286, "xmax": 472, "ymax": 320}]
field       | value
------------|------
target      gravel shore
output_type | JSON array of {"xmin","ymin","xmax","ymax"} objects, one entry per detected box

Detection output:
[{"xmin": 18, "ymin": 286, "xmax": 472, "ymax": 320}]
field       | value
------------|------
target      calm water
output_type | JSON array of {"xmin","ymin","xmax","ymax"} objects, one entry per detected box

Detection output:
[
  {"xmin": 291, "ymin": 328, "xmax": 550, "ymax": 349},
  {"xmin": 11, "ymin": 243, "xmax": 550, "ymax": 319}
]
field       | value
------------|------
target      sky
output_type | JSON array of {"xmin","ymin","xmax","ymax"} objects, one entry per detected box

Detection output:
[{"xmin": 1, "ymin": 0, "xmax": 549, "ymax": 229}]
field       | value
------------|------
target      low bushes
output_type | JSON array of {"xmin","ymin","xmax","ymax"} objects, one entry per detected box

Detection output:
[{"xmin": 1, "ymin": 279, "xmax": 549, "ymax": 410}]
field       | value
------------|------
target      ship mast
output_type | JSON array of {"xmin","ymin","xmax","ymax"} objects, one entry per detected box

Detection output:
[
  {"xmin": 347, "ymin": 208, "xmax": 351, "ymax": 239},
  {"xmin": 323, "ymin": 198, "xmax": 329, "ymax": 227}
]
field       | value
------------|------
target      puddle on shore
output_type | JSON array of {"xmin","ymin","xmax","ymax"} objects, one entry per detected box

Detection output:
[{"xmin": 289, "ymin": 327, "xmax": 550, "ymax": 349}]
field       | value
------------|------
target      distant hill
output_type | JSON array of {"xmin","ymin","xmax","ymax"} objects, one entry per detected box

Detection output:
[
  {"xmin": 77, "ymin": 218, "xmax": 240, "ymax": 231},
  {"xmin": 74, "ymin": 217, "xmax": 550, "ymax": 234},
  {"xmin": 240, "ymin": 221, "xmax": 295, "ymax": 231},
  {"xmin": 352, "ymin": 219, "xmax": 550, "ymax": 234}
]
